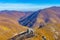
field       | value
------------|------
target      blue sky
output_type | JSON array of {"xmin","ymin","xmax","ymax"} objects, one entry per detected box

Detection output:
[{"xmin": 0, "ymin": 0, "xmax": 60, "ymax": 11}]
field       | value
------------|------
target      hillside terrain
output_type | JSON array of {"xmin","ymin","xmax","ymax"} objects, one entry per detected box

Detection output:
[
  {"xmin": 0, "ymin": 7, "xmax": 60, "ymax": 40},
  {"xmin": 0, "ymin": 11, "xmax": 30, "ymax": 40},
  {"xmin": 19, "ymin": 6, "xmax": 60, "ymax": 40}
]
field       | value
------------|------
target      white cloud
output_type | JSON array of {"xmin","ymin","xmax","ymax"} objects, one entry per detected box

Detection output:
[{"xmin": 0, "ymin": 3, "xmax": 59, "ymax": 11}]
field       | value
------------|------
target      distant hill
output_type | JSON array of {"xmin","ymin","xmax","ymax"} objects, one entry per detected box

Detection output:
[
  {"xmin": 0, "ymin": 10, "xmax": 31, "ymax": 40},
  {"xmin": 19, "ymin": 6, "xmax": 60, "ymax": 28},
  {"xmin": 18, "ymin": 6, "xmax": 60, "ymax": 40},
  {"xmin": 0, "ymin": 6, "xmax": 60, "ymax": 40},
  {"xmin": 18, "ymin": 10, "xmax": 40, "ymax": 28}
]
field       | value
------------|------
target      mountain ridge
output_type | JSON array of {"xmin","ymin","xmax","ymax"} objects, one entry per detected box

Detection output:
[{"xmin": 0, "ymin": 6, "xmax": 60, "ymax": 40}]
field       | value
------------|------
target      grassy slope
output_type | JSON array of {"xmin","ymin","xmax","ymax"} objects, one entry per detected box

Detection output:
[
  {"xmin": 26, "ymin": 23, "xmax": 60, "ymax": 40},
  {"xmin": 0, "ymin": 13, "xmax": 28, "ymax": 40},
  {"xmin": 25, "ymin": 8, "xmax": 60, "ymax": 40}
]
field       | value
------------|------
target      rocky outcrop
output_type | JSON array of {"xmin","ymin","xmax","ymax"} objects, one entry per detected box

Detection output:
[
  {"xmin": 9, "ymin": 29, "xmax": 35, "ymax": 40},
  {"xmin": 18, "ymin": 10, "xmax": 41, "ymax": 28}
]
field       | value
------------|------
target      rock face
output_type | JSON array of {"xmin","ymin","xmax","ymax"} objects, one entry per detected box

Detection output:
[
  {"xmin": 19, "ymin": 6, "xmax": 60, "ymax": 28},
  {"xmin": 9, "ymin": 29, "xmax": 34, "ymax": 40},
  {"xmin": 18, "ymin": 10, "xmax": 41, "ymax": 28}
]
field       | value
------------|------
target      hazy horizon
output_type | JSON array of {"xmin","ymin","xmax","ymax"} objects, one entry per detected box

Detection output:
[{"xmin": 0, "ymin": 0, "xmax": 60, "ymax": 11}]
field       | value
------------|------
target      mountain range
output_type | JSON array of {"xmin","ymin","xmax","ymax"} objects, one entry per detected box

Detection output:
[{"xmin": 0, "ymin": 6, "xmax": 60, "ymax": 40}]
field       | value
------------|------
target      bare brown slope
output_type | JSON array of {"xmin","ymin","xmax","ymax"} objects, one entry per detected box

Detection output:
[
  {"xmin": 34, "ymin": 7, "xmax": 60, "ymax": 27},
  {"xmin": 32, "ymin": 7, "xmax": 60, "ymax": 40},
  {"xmin": 0, "ymin": 11, "xmax": 29, "ymax": 40}
]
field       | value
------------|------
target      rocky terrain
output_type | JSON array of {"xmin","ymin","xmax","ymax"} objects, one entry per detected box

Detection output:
[
  {"xmin": 0, "ymin": 6, "xmax": 60, "ymax": 40},
  {"xmin": 19, "ymin": 6, "xmax": 60, "ymax": 40}
]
